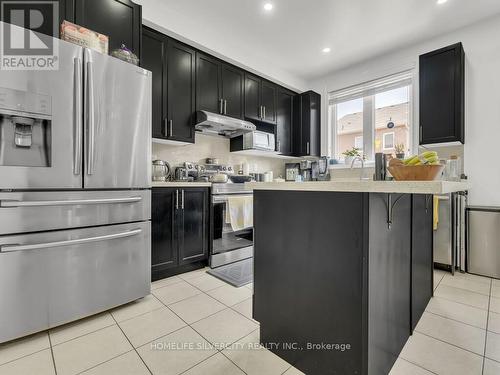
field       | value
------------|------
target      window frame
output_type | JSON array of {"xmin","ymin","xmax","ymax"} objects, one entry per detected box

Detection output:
[
  {"xmin": 328, "ymin": 70, "xmax": 415, "ymax": 162},
  {"xmin": 354, "ymin": 135, "xmax": 364, "ymax": 150},
  {"xmin": 382, "ymin": 132, "xmax": 395, "ymax": 151}
]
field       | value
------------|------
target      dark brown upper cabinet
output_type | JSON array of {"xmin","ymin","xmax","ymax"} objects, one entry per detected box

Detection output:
[
  {"xmin": 244, "ymin": 73, "xmax": 277, "ymax": 125},
  {"xmin": 196, "ymin": 53, "xmax": 244, "ymax": 119},
  {"xmin": 293, "ymin": 91, "xmax": 321, "ymax": 157},
  {"xmin": 142, "ymin": 26, "xmax": 166, "ymax": 139},
  {"xmin": 142, "ymin": 27, "xmax": 195, "ymax": 143},
  {"xmin": 220, "ymin": 64, "xmax": 244, "ymax": 119},
  {"xmin": 166, "ymin": 40, "xmax": 196, "ymax": 143},
  {"xmin": 419, "ymin": 42, "xmax": 465, "ymax": 145},
  {"xmin": 72, "ymin": 0, "xmax": 142, "ymax": 59},
  {"xmin": 7, "ymin": 0, "xmax": 141, "ymax": 60},
  {"xmin": 196, "ymin": 53, "xmax": 221, "ymax": 115},
  {"xmin": 276, "ymin": 88, "xmax": 294, "ymax": 155}
]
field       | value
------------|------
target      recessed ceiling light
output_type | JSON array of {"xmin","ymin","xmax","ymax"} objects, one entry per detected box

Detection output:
[
  {"xmin": 322, "ymin": 47, "xmax": 331, "ymax": 53},
  {"xmin": 264, "ymin": 3, "xmax": 273, "ymax": 11},
  {"xmin": 437, "ymin": 0, "xmax": 448, "ymax": 4}
]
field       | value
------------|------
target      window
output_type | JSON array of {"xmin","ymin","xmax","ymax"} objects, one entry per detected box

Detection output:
[
  {"xmin": 328, "ymin": 71, "xmax": 413, "ymax": 161},
  {"xmin": 383, "ymin": 132, "xmax": 395, "ymax": 150},
  {"xmin": 354, "ymin": 136, "xmax": 363, "ymax": 150}
]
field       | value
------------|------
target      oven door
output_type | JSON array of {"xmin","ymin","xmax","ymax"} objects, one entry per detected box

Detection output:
[{"xmin": 211, "ymin": 194, "xmax": 253, "ymax": 267}]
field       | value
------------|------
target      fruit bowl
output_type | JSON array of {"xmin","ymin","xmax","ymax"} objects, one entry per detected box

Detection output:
[{"xmin": 388, "ymin": 164, "xmax": 445, "ymax": 181}]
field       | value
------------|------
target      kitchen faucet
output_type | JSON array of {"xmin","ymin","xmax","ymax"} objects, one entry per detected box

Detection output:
[{"xmin": 351, "ymin": 157, "xmax": 370, "ymax": 181}]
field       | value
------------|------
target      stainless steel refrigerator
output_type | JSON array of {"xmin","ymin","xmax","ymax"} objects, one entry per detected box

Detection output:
[{"xmin": 0, "ymin": 23, "xmax": 152, "ymax": 343}]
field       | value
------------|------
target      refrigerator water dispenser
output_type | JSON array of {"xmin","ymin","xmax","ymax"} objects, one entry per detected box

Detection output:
[{"xmin": 0, "ymin": 88, "xmax": 52, "ymax": 167}]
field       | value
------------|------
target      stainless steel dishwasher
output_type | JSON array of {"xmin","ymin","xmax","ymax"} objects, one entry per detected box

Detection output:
[{"xmin": 468, "ymin": 207, "xmax": 500, "ymax": 278}]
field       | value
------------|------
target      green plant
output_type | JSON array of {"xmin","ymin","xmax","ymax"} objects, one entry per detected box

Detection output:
[
  {"xmin": 342, "ymin": 147, "xmax": 362, "ymax": 158},
  {"xmin": 394, "ymin": 143, "xmax": 406, "ymax": 154}
]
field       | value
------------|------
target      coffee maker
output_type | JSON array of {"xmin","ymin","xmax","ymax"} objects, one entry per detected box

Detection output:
[
  {"xmin": 300, "ymin": 160, "xmax": 314, "ymax": 181},
  {"xmin": 285, "ymin": 163, "xmax": 300, "ymax": 181}
]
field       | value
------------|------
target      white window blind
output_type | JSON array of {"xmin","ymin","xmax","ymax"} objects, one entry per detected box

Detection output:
[{"xmin": 329, "ymin": 70, "xmax": 413, "ymax": 105}]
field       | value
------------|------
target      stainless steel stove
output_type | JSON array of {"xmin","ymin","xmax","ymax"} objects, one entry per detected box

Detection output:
[{"xmin": 210, "ymin": 179, "xmax": 253, "ymax": 268}]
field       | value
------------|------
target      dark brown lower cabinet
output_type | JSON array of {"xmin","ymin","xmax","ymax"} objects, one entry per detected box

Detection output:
[{"xmin": 152, "ymin": 187, "xmax": 209, "ymax": 281}]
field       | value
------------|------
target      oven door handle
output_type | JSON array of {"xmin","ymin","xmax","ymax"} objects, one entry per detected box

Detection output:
[{"xmin": 212, "ymin": 194, "xmax": 253, "ymax": 204}]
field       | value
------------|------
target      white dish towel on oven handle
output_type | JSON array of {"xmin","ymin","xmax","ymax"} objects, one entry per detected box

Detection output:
[{"xmin": 227, "ymin": 195, "xmax": 253, "ymax": 232}]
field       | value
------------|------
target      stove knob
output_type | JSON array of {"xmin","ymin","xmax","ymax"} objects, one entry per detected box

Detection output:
[{"xmin": 222, "ymin": 166, "xmax": 227, "ymax": 171}]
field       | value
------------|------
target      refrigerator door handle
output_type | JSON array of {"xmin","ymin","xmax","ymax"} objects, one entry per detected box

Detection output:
[
  {"xmin": 85, "ymin": 57, "xmax": 96, "ymax": 176},
  {"xmin": 0, "ymin": 196, "xmax": 142, "ymax": 208},
  {"xmin": 74, "ymin": 57, "xmax": 82, "ymax": 176},
  {"xmin": 0, "ymin": 229, "xmax": 142, "ymax": 253}
]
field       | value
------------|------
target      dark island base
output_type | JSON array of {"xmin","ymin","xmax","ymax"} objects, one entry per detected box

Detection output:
[{"xmin": 253, "ymin": 191, "xmax": 433, "ymax": 375}]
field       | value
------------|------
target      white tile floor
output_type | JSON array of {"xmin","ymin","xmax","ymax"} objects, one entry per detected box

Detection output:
[{"xmin": 1, "ymin": 268, "xmax": 499, "ymax": 375}]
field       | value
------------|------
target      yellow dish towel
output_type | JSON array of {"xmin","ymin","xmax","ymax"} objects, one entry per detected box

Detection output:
[
  {"xmin": 433, "ymin": 196, "xmax": 439, "ymax": 230},
  {"xmin": 227, "ymin": 195, "xmax": 253, "ymax": 232}
]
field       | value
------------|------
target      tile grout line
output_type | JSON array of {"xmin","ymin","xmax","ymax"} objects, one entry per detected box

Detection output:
[
  {"xmin": 432, "ymin": 293, "xmax": 489, "ymax": 312},
  {"xmin": 74, "ymin": 349, "xmax": 136, "ymax": 375},
  {"xmin": 397, "ymin": 357, "xmax": 440, "ymax": 375},
  {"xmin": 152, "ymin": 288, "xmax": 252, "ymax": 375},
  {"xmin": 49, "ymin": 320, "xmax": 117, "ymax": 348},
  {"xmin": 109, "ymin": 313, "xmax": 154, "ymax": 375},
  {"xmin": 0, "ymin": 345, "xmax": 49, "ymax": 368},
  {"xmin": 439, "ymin": 277, "xmax": 492, "ymax": 296},
  {"xmin": 47, "ymin": 332, "xmax": 58, "ymax": 375},
  {"xmin": 413, "ymin": 331, "xmax": 485, "ymax": 359},
  {"xmin": 424, "ymin": 310, "xmax": 487, "ymax": 331},
  {"xmin": 482, "ymin": 280, "xmax": 492, "ymax": 375}
]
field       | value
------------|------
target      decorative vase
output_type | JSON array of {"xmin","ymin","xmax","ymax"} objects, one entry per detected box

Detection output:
[{"xmin": 345, "ymin": 156, "xmax": 354, "ymax": 165}]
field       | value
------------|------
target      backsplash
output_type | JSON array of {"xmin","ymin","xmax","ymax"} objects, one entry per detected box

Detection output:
[{"xmin": 152, "ymin": 133, "xmax": 288, "ymax": 177}]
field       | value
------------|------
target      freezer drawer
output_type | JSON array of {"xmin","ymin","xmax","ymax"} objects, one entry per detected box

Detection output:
[
  {"xmin": 0, "ymin": 190, "xmax": 150, "ymax": 235},
  {"xmin": 0, "ymin": 221, "xmax": 150, "ymax": 343},
  {"xmin": 468, "ymin": 208, "xmax": 500, "ymax": 278}
]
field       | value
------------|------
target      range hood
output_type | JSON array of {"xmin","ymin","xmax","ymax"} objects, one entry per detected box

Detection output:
[{"xmin": 195, "ymin": 111, "xmax": 256, "ymax": 138}]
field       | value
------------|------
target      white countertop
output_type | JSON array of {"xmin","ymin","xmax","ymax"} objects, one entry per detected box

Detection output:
[
  {"xmin": 151, "ymin": 181, "xmax": 212, "ymax": 188},
  {"xmin": 245, "ymin": 180, "xmax": 469, "ymax": 194}
]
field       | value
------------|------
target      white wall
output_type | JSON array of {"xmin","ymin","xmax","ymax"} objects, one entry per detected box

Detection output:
[
  {"xmin": 153, "ymin": 134, "xmax": 289, "ymax": 178},
  {"xmin": 136, "ymin": 0, "xmax": 307, "ymax": 92},
  {"xmin": 310, "ymin": 15, "xmax": 500, "ymax": 206}
]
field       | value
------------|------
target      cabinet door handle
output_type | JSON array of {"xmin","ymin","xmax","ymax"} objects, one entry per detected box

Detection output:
[
  {"xmin": 263, "ymin": 106, "xmax": 266, "ymax": 119},
  {"xmin": 306, "ymin": 142, "xmax": 310, "ymax": 155},
  {"xmin": 277, "ymin": 140, "xmax": 281, "ymax": 152},
  {"xmin": 259, "ymin": 106, "xmax": 262, "ymax": 119},
  {"xmin": 175, "ymin": 190, "xmax": 179, "ymax": 210},
  {"xmin": 169, "ymin": 120, "xmax": 173, "ymax": 137},
  {"xmin": 419, "ymin": 126, "xmax": 423, "ymax": 142},
  {"xmin": 224, "ymin": 100, "xmax": 227, "ymax": 115},
  {"xmin": 181, "ymin": 190, "xmax": 185, "ymax": 210},
  {"xmin": 219, "ymin": 99, "xmax": 224, "ymax": 114}
]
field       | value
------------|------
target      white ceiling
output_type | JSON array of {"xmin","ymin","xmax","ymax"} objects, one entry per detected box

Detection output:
[{"xmin": 140, "ymin": 0, "xmax": 500, "ymax": 85}]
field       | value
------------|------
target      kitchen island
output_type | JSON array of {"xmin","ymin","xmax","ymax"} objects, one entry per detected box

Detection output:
[{"xmin": 245, "ymin": 180, "xmax": 468, "ymax": 375}]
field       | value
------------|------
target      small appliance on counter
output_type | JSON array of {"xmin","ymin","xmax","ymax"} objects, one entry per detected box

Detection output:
[
  {"xmin": 300, "ymin": 160, "xmax": 314, "ymax": 181},
  {"xmin": 152, "ymin": 160, "xmax": 171, "ymax": 182},
  {"xmin": 317, "ymin": 156, "xmax": 330, "ymax": 181},
  {"xmin": 285, "ymin": 163, "xmax": 300, "ymax": 182},
  {"xmin": 174, "ymin": 167, "xmax": 189, "ymax": 181}
]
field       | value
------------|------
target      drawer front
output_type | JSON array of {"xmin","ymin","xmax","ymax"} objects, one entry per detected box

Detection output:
[
  {"xmin": 0, "ymin": 221, "xmax": 150, "ymax": 343},
  {"xmin": 0, "ymin": 190, "xmax": 151, "ymax": 235}
]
